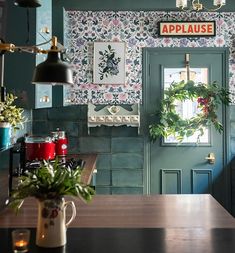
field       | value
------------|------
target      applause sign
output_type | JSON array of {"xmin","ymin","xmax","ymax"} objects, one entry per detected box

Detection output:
[{"xmin": 158, "ymin": 21, "xmax": 216, "ymax": 37}]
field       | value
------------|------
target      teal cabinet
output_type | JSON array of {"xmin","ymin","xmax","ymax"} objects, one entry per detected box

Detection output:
[
  {"xmin": 35, "ymin": 1, "xmax": 52, "ymax": 108},
  {"xmin": 5, "ymin": 0, "xmax": 52, "ymax": 109}
]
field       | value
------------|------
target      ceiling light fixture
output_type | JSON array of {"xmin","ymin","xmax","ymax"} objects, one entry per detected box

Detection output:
[
  {"xmin": 176, "ymin": 0, "xmax": 226, "ymax": 11},
  {"xmin": 14, "ymin": 0, "xmax": 41, "ymax": 8},
  {"xmin": 0, "ymin": 35, "xmax": 74, "ymax": 87}
]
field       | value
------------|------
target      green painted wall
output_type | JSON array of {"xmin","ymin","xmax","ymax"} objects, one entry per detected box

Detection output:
[{"xmin": 229, "ymin": 105, "xmax": 235, "ymax": 215}]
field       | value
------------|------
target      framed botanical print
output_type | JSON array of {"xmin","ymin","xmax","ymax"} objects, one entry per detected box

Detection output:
[{"xmin": 93, "ymin": 42, "xmax": 126, "ymax": 85}]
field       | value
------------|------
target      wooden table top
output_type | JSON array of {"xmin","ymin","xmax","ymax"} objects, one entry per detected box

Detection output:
[{"xmin": 0, "ymin": 194, "xmax": 235, "ymax": 228}]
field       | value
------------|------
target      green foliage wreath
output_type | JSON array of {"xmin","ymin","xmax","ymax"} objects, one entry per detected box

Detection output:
[{"xmin": 149, "ymin": 80, "xmax": 231, "ymax": 142}]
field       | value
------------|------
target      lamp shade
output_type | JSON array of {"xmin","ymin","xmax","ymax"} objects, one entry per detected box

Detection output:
[
  {"xmin": 32, "ymin": 51, "xmax": 74, "ymax": 85},
  {"xmin": 14, "ymin": 0, "xmax": 41, "ymax": 8}
]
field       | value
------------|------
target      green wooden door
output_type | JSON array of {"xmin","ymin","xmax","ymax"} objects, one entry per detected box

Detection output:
[{"xmin": 143, "ymin": 48, "xmax": 230, "ymax": 210}]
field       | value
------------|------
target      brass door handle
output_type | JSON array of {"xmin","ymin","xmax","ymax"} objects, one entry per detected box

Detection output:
[{"xmin": 205, "ymin": 153, "xmax": 215, "ymax": 164}]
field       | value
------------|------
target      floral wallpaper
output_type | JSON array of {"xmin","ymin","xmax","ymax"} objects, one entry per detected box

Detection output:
[{"xmin": 64, "ymin": 11, "xmax": 235, "ymax": 105}]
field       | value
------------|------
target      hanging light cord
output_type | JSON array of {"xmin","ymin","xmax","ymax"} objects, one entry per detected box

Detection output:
[
  {"xmin": 11, "ymin": 38, "xmax": 53, "ymax": 54},
  {"xmin": 0, "ymin": 54, "xmax": 5, "ymax": 102},
  {"xmin": 25, "ymin": 8, "xmax": 30, "ymax": 44}
]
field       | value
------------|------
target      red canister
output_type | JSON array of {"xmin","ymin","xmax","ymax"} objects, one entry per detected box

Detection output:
[
  {"xmin": 51, "ymin": 130, "xmax": 68, "ymax": 156},
  {"xmin": 25, "ymin": 136, "xmax": 56, "ymax": 161}
]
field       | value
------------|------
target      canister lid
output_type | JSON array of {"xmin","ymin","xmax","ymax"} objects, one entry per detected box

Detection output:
[
  {"xmin": 58, "ymin": 131, "xmax": 66, "ymax": 138},
  {"xmin": 25, "ymin": 136, "xmax": 53, "ymax": 143},
  {"xmin": 51, "ymin": 128, "xmax": 66, "ymax": 139}
]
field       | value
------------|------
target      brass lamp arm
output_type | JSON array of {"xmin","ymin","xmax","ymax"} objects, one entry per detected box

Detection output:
[
  {"xmin": 0, "ymin": 36, "xmax": 61, "ymax": 55},
  {"xmin": 0, "ymin": 43, "xmax": 16, "ymax": 52},
  {"xmin": 203, "ymin": 3, "xmax": 224, "ymax": 11}
]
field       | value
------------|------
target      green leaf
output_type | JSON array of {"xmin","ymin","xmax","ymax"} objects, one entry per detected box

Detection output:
[
  {"xmin": 149, "ymin": 80, "xmax": 230, "ymax": 143},
  {"xmin": 8, "ymin": 158, "xmax": 95, "ymax": 212}
]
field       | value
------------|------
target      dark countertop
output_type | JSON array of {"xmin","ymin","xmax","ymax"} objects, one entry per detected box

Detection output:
[
  {"xmin": 2, "ymin": 227, "xmax": 235, "ymax": 253},
  {"xmin": 1, "ymin": 195, "xmax": 235, "ymax": 252}
]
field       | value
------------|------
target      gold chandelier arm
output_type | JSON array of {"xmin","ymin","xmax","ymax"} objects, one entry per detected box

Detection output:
[
  {"xmin": 192, "ymin": 0, "xmax": 203, "ymax": 11},
  {"xmin": 203, "ymin": 3, "xmax": 224, "ymax": 11},
  {"xmin": 177, "ymin": 0, "xmax": 225, "ymax": 11}
]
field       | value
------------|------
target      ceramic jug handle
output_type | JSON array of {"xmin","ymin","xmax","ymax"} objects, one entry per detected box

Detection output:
[{"xmin": 64, "ymin": 201, "xmax": 76, "ymax": 227}]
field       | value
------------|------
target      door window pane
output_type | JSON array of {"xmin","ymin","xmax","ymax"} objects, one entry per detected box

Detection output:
[{"xmin": 163, "ymin": 68, "xmax": 209, "ymax": 144}]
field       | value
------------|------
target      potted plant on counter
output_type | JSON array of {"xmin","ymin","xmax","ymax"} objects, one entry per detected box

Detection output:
[
  {"xmin": 9, "ymin": 159, "xmax": 95, "ymax": 248},
  {"xmin": 0, "ymin": 93, "xmax": 24, "ymax": 148}
]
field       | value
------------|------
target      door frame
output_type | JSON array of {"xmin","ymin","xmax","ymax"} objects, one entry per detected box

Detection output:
[{"xmin": 142, "ymin": 47, "xmax": 230, "ymax": 210}]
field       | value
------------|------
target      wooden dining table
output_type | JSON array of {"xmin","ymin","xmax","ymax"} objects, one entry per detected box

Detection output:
[{"xmin": 1, "ymin": 194, "xmax": 235, "ymax": 252}]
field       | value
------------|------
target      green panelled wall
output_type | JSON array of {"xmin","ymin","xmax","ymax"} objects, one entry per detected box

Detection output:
[
  {"xmin": 33, "ymin": 106, "xmax": 144, "ymax": 194},
  {"xmin": 0, "ymin": 150, "xmax": 10, "ymax": 209}
]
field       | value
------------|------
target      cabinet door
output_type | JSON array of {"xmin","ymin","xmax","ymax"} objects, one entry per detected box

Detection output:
[
  {"xmin": 0, "ymin": 149, "xmax": 11, "ymax": 209},
  {"xmin": 5, "ymin": 0, "xmax": 52, "ymax": 109},
  {"xmin": 35, "ymin": 0, "xmax": 52, "ymax": 108}
]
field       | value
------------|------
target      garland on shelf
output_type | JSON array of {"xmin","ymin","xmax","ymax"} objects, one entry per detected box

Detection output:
[{"xmin": 149, "ymin": 80, "xmax": 231, "ymax": 142}]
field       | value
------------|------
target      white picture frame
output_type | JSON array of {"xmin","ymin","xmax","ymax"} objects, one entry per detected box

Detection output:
[{"xmin": 93, "ymin": 42, "xmax": 126, "ymax": 85}]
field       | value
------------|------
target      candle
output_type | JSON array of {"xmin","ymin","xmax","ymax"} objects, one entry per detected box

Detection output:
[
  {"xmin": 14, "ymin": 240, "xmax": 28, "ymax": 251},
  {"xmin": 12, "ymin": 229, "xmax": 30, "ymax": 253}
]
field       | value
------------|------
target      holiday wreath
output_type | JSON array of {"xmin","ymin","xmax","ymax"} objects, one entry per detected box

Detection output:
[{"xmin": 149, "ymin": 80, "xmax": 231, "ymax": 142}]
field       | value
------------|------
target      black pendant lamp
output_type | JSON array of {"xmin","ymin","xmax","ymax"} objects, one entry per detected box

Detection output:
[
  {"xmin": 14, "ymin": 0, "xmax": 41, "ymax": 8},
  {"xmin": 32, "ymin": 37, "xmax": 74, "ymax": 85},
  {"xmin": 32, "ymin": 51, "xmax": 74, "ymax": 85}
]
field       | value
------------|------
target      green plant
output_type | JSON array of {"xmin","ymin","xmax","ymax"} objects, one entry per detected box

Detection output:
[
  {"xmin": 9, "ymin": 159, "xmax": 95, "ymax": 212},
  {"xmin": 149, "ymin": 80, "xmax": 231, "ymax": 142},
  {"xmin": 0, "ymin": 93, "xmax": 24, "ymax": 129}
]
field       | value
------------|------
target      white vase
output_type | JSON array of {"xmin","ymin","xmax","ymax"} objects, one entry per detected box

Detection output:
[{"xmin": 36, "ymin": 198, "xmax": 76, "ymax": 248}]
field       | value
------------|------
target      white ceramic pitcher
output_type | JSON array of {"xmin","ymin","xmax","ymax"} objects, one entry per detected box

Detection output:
[{"xmin": 36, "ymin": 198, "xmax": 76, "ymax": 248}]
